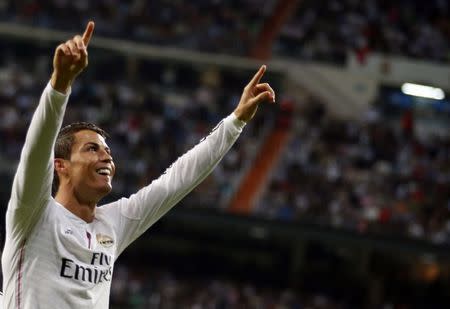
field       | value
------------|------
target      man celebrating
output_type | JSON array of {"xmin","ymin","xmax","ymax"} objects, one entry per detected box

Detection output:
[{"xmin": 1, "ymin": 22, "xmax": 275, "ymax": 308}]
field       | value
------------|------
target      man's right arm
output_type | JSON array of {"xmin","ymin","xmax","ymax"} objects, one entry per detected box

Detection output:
[
  {"xmin": 6, "ymin": 22, "xmax": 95, "ymax": 239},
  {"xmin": 7, "ymin": 84, "xmax": 70, "ymax": 234}
]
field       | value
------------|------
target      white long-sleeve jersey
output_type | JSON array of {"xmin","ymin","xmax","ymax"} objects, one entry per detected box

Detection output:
[{"xmin": 1, "ymin": 83, "xmax": 245, "ymax": 309}]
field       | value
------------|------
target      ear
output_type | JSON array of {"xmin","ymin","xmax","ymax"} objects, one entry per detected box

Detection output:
[{"xmin": 54, "ymin": 158, "xmax": 69, "ymax": 176}]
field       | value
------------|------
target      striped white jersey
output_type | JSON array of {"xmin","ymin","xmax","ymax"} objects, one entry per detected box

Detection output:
[{"xmin": 1, "ymin": 83, "xmax": 245, "ymax": 308}]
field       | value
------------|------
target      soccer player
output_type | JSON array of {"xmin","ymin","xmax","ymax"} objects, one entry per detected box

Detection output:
[{"xmin": 1, "ymin": 21, "xmax": 275, "ymax": 308}]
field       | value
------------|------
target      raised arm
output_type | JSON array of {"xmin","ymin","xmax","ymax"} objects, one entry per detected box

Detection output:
[
  {"xmin": 110, "ymin": 65, "xmax": 276, "ymax": 253},
  {"xmin": 7, "ymin": 22, "xmax": 94, "ymax": 237}
]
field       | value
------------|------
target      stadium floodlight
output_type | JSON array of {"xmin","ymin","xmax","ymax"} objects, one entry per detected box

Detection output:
[{"xmin": 401, "ymin": 83, "xmax": 445, "ymax": 100}]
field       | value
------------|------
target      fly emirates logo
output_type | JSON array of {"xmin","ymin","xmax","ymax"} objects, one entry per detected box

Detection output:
[{"xmin": 60, "ymin": 252, "xmax": 113, "ymax": 284}]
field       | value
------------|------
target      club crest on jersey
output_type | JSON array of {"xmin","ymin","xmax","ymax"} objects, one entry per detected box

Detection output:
[{"xmin": 96, "ymin": 234, "xmax": 114, "ymax": 248}]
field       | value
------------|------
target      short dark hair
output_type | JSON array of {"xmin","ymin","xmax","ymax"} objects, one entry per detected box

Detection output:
[{"xmin": 52, "ymin": 122, "xmax": 108, "ymax": 196}]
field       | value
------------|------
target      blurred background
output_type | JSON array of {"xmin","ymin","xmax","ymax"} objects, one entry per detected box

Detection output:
[{"xmin": 0, "ymin": 0, "xmax": 449, "ymax": 308}]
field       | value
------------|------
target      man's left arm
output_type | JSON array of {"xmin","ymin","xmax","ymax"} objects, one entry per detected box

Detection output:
[{"xmin": 109, "ymin": 65, "xmax": 275, "ymax": 253}]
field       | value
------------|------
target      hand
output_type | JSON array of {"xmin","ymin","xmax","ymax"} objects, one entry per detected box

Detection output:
[
  {"xmin": 51, "ymin": 21, "xmax": 95, "ymax": 94},
  {"xmin": 233, "ymin": 65, "xmax": 275, "ymax": 123}
]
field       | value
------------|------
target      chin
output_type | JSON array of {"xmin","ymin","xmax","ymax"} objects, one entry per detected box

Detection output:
[
  {"xmin": 103, "ymin": 184, "xmax": 113, "ymax": 194},
  {"xmin": 97, "ymin": 184, "xmax": 112, "ymax": 197}
]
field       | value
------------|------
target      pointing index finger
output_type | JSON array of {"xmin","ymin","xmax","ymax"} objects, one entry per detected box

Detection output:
[
  {"xmin": 248, "ymin": 65, "xmax": 266, "ymax": 87},
  {"xmin": 82, "ymin": 21, "xmax": 95, "ymax": 47}
]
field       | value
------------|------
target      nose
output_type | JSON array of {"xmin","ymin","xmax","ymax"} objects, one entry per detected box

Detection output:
[{"xmin": 100, "ymin": 149, "xmax": 113, "ymax": 163}]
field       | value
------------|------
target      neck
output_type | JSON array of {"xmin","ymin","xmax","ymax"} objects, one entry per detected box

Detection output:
[{"xmin": 55, "ymin": 190, "xmax": 98, "ymax": 223}]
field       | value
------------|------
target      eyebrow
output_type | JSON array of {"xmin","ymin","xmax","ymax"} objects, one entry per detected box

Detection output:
[{"xmin": 84, "ymin": 142, "xmax": 111, "ymax": 153}]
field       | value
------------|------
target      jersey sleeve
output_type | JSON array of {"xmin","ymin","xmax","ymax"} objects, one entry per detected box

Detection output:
[
  {"xmin": 104, "ymin": 113, "xmax": 246, "ymax": 256},
  {"xmin": 6, "ymin": 82, "xmax": 69, "ymax": 240}
]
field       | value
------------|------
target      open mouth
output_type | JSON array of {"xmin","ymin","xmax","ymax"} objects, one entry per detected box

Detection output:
[{"xmin": 96, "ymin": 168, "xmax": 111, "ymax": 176}]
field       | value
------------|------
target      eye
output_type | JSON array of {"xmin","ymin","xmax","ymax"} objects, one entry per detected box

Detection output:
[{"xmin": 88, "ymin": 145, "xmax": 97, "ymax": 152}]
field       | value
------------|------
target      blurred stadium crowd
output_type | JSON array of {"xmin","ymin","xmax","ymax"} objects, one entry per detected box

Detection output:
[
  {"xmin": 0, "ymin": 0, "xmax": 448, "ymax": 62},
  {"xmin": 259, "ymin": 98, "xmax": 450, "ymax": 244},
  {"xmin": 0, "ymin": 0, "xmax": 277, "ymax": 55},
  {"xmin": 1, "ymin": 0, "xmax": 449, "ymax": 308},
  {"xmin": 276, "ymin": 0, "xmax": 450, "ymax": 63},
  {"xmin": 110, "ymin": 265, "xmax": 310, "ymax": 309}
]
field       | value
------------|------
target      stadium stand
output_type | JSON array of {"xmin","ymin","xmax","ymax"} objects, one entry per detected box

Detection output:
[
  {"xmin": 257, "ymin": 95, "xmax": 450, "ymax": 244},
  {"xmin": 1, "ymin": 1, "xmax": 449, "ymax": 307},
  {"xmin": 0, "ymin": 0, "xmax": 277, "ymax": 55},
  {"xmin": 1, "ymin": 38, "xmax": 448, "ymax": 307},
  {"xmin": 275, "ymin": 0, "xmax": 450, "ymax": 63},
  {"xmin": 2, "ymin": 0, "xmax": 449, "ymax": 63}
]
